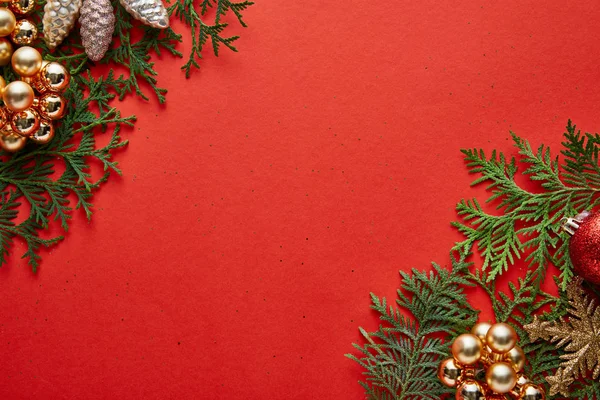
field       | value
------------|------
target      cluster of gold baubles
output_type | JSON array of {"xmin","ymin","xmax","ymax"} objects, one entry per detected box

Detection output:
[
  {"xmin": 438, "ymin": 322, "xmax": 546, "ymax": 400},
  {"xmin": 0, "ymin": 1, "xmax": 70, "ymax": 152}
]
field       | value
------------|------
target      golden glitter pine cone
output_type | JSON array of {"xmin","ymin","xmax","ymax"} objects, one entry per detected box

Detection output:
[
  {"xmin": 43, "ymin": 0, "xmax": 83, "ymax": 50},
  {"xmin": 119, "ymin": 0, "xmax": 169, "ymax": 29},
  {"xmin": 79, "ymin": 0, "xmax": 115, "ymax": 61}
]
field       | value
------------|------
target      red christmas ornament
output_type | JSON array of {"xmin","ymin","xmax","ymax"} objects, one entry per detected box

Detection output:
[{"xmin": 563, "ymin": 210, "xmax": 600, "ymax": 285}]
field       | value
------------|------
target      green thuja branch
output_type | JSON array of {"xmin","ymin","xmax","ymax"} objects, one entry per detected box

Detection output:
[
  {"xmin": 168, "ymin": 0, "xmax": 254, "ymax": 77},
  {"xmin": 452, "ymin": 121, "xmax": 600, "ymax": 289},
  {"xmin": 346, "ymin": 254, "xmax": 479, "ymax": 400}
]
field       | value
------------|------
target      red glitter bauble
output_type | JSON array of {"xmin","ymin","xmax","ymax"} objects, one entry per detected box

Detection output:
[{"xmin": 567, "ymin": 211, "xmax": 600, "ymax": 285}]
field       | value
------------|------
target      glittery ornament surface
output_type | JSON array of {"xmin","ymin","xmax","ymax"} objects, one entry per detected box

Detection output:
[
  {"xmin": 43, "ymin": 0, "xmax": 83, "ymax": 49},
  {"xmin": 79, "ymin": 0, "xmax": 115, "ymax": 61},
  {"xmin": 119, "ymin": 0, "xmax": 169, "ymax": 29},
  {"xmin": 569, "ymin": 211, "xmax": 600, "ymax": 285},
  {"xmin": 524, "ymin": 277, "xmax": 600, "ymax": 396}
]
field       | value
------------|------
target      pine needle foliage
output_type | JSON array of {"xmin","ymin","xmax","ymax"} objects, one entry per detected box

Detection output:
[
  {"xmin": 346, "ymin": 254, "xmax": 479, "ymax": 400},
  {"xmin": 350, "ymin": 122, "xmax": 600, "ymax": 399},
  {"xmin": 0, "ymin": 0, "xmax": 252, "ymax": 269},
  {"xmin": 452, "ymin": 121, "xmax": 600, "ymax": 289}
]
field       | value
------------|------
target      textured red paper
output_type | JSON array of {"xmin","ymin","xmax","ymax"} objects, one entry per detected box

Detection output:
[{"xmin": 1, "ymin": 1, "xmax": 600, "ymax": 399}]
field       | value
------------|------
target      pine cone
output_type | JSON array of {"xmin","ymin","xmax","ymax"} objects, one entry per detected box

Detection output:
[
  {"xmin": 43, "ymin": 0, "xmax": 83, "ymax": 50},
  {"xmin": 79, "ymin": 0, "xmax": 115, "ymax": 61},
  {"xmin": 119, "ymin": 0, "xmax": 169, "ymax": 29}
]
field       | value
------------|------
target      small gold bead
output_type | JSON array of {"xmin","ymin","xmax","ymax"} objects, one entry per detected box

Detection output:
[
  {"xmin": 10, "ymin": 18, "xmax": 37, "ymax": 45},
  {"xmin": 0, "ymin": 8, "xmax": 16, "ymax": 37},
  {"xmin": 451, "ymin": 334, "xmax": 483, "ymax": 365},
  {"xmin": 486, "ymin": 361, "xmax": 517, "ymax": 394},
  {"xmin": 0, "ymin": 131, "xmax": 26, "ymax": 152},
  {"xmin": 3, "ymin": 80, "xmax": 34, "ymax": 112},
  {"xmin": 455, "ymin": 379, "xmax": 485, "ymax": 400},
  {"xmin": 11, "ymin": 45, "xmax": 42, "ymax": 77},
  {"xmin": 471, "ymin": 321, "xmax": 492, "ymax": 343},
  {"xmin": 0, "ymin": 36, "xmax": 12, "ymax": 66},
  {"xmin": 520, "ymin": 383, "xmax": 546, "ymax": 400},
  {"xmin": 486, "ymin": 323, "xmax": 517, "ymax": 354},
  {"xmin": 505, "ymin": 345, "xmax": 525, "ymax": 372},
  {"xmin": 438, "ymin": 358, "xmax": 462, "ymax": 388}
]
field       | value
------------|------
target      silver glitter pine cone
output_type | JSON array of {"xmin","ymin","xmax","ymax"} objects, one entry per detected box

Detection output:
[
  {"xmin": 119, "ymin": 0, "xmax": 169, "ymax": 29},
  {"xmin": 43, "ymin": 0, "xmax": 83, "ymax": 49},
  {"xmin": 79, "ymin": 0, "xmax": 115, "ymax": 61}
]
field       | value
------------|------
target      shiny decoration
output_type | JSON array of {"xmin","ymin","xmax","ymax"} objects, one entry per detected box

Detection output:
[
  {"xmin": 438, "ymin": 358, "xmax": 462, "ymax": 388},
  {"xmin": 0, "ymin": 36, "xmax": 12, "ymax": 66},
  {"xmin": 119, "ymin": 0, "xmax": 169, "ymax": 29},
  {"xmin": 441, "ymin": 322, "xmax": 545, "ymax": 400},
  {"xmin": 11, "ymin": 45, "xmax": 42, "ymax": 77},
  {"xmin": 524, "ymin": 277, "xmax": 600, "ymax": 397},
  {"xmin": 471, "ymin": 321, "xmax": 492, "ymax": 343},
  {"xmin": 79, "ymin": 0, "xmax": 115, "ymax": 61},
  {"xmin": 0, "ymin": 7, "xmax": 16, "ymax": 36},
  {"xmin": 10, "ymin": 18, "xmax": 37, "ymax": 45},
  {"xmin": 0, "ymin": 5, "xmax": 71, "ymax": 151},
  {"xmin": 485, "ymin": 362, "xmax": 516, "ymax": 394},
  {"xmin": 39, "ymin": 93, "xmax": 66, "ymax": 120},
  {"xmin": 30, "ymin": 119, "xmax": 54, "ymax": 144},
  {"xmin": 38, "ymin": 61, "xmax": 70, "ymax": 92},
  {"xmin": 11, "ymin": 108, "xmax": 39, "ymax": 136},
  {"xmin": 9, "ymin": 0, "xmax": 35, "ymax": 15},
  {"xmin": 0, "ymin": 130, "xmax": 26, "ymax": 151},
  {"xmin": 42, "ymin": 0, "xmax": 82, "ymax": 49},
  {"xmin": 562, "ymin": 210, "xmax": 600, "ymax": 285},
  {"xmin": 486, "ymin": 323, "xmax": 517, "ymax": 354},
  {"xmin": 505, "ymin": 345, "xmax": 525, "ymax": 372},
  {"xmin": 456, "ymin": 380, "xmax": 485, "ymax": 400},
  {"xmin": 3, "ymin": 80, "xmax": 34, "ymax": 112},
  {"xmin": 520, "ymin": 383, "xmax": 546, "ymax": 400},
  {"xmin": 451, "ymin": 334, "xmax": 483, "ymax": 365}
]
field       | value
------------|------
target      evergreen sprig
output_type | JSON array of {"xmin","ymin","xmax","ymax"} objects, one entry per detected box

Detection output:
[
  {"xmin": 346, "ymin": 254, "xmax": 478, "ymax": 400},
  {"xmin": 0, "ymin": 0, "xmax": 253, "ymax": 268},
  {"xmin": 452, "ymin": 121, "xmax": 600, "ymax": 288}
]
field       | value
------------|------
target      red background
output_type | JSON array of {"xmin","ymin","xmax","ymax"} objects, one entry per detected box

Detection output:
[{"xmin": 2, "ymin": 1, "xmax": 600, "ymax": 398}]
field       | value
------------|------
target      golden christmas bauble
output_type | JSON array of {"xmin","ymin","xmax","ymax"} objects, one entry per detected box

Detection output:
[
  {"xmin": 10, "ymin": 18, "xmax": 37, "ymax": 45},
  {"xmin": 520, "ymin": 383, "xmax": 545, "ymax": 400},
  {"xmin": 486, "ymin": 362, "xmax": 517, "ymax": 394},
  {"xmin": 486, "ymin": 323, "xmax": 517, "ymax": 354},
  {"xmin": 3, "ymin": 80, "xmax": 34, "ymax": 111},
  {"xmin": 0, "ymin": 8, "xmax": 16, "ymax": 37},
  {"xmin": 438, "ymin": 358, "xmax": 462, "ymax": 388},
  {"xmin": 455, "ymin": 380, "xmax": 485, "ymax": 400},
  {"xmin": 515, "ymin": 373, "xmax": 530, "ymax": 390},
  {"xmin": 11, "ymin": 46, "xmax": 42, "ymax": 77},
  {"xmin": 40, "ymin": 61, "xmax": 70, "ymax": 92},
  {"xmin": 505, "ymin": 345, "xmax": 525, "ymax": 372},
  {"xmin": 451, "ymin": 334, "xmax": 483, "ymax": 365},
  {"xmin": 39, "ymin": 93, "xmax": 66, "ymax": 120},
  {"xmin": 11, "ymin": 108, "xmax": 39, "ymax": 136},
  {"xmin": 9, "ymin": 0, "xmax": 35, "ymax": 15},
  {"xmin": 0, "ymin": 37, "xmax": 13, "ymax": 66},
  {"xmin": 471, "ymin": 321, "xmax": 492, "ymax": 344},
  {"xmin": 30, "ymin": 119, "xmax": 54, "ymax": 144},
  {"xmin": 0, "ymin": 131, "xmax": 26, "ymax": 152}
]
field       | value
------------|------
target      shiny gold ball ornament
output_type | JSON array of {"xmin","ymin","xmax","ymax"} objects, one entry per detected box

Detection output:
[
  {"xmin": 3, "ymin": 80, "xmax": 34, "ymax": 112},
  {"xmin": 471, "ymin": 321, "xmax": 492, "ymax": 343},
  {"xmin": 10, "ymin": 18, "xmax": 37, "ymax": 45},
  {"xmin": 520, "ymin": 383, "xmax": 546, "ymax": 400},
  {"xmin": 486, "ymin": 362, "xmax": 517, "ymax": 393},
  {"xmin": 486, "ymin": 323, "xmax": 517, "ymax": 354},
  {"xmin": 39, "ymin": 93, "xmax": 66, "ymax": 120},
  {"xmin": 456, "ymin": 380, "xmax": 485, "ymax": 400},
  {"xmin": 0, "ymin": 131, "xmax": 26, "ymax": 152},
  {"xmin": 438, "ymin": 358, "xmax": 462, "ymax": 388},
  {"xmin": 0, "ymin": 7, "xmax": 16, "ymax": 37},
  {"xmin": 30, "ymin": 119, "xmax": 54, "ymax": 144},
  {"xmin": 452, "ymin": 334, "xmax": 483, "ymax": 365},
  {"xmin": 0, "ymin": 36, "xmax": 12, "ymax": 66},
  {"xmin": 505, "ymin": 345, "xmax": 525, "ymax": 372},
  {"xmin": 9, "ymin": 0, "xmax": 36, "ymax": 15},
  {"xmin": 11, "ymin": 46, "xmax": 42, "ymax": 77},
  {"xmin": 39, "ymin": 61, "xmax": 70, "ymax": 92},
  {"xmin": 11, "ymin": 108, "xmax": 39, "ymax": 136}
]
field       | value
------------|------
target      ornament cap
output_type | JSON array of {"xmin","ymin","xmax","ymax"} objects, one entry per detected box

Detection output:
[{"xmin": 562, "ymin": 210, "xmax": 591, "ymax": 236}]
